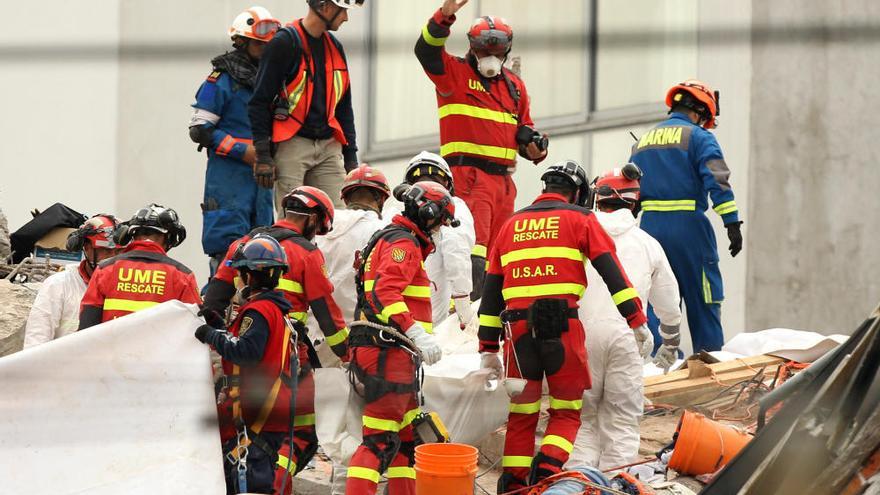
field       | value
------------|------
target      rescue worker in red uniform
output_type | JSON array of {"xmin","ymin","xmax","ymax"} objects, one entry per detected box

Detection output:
[
  {"xmin": 415, "ymin": 0, "xmax": 549, "ymax": 299},
  {"xmin": 195, "ymin": 235, "xmax": 298, "ymax": 494},
  {"xmin": 202, "ymin": 186, "xmax": 348, "ymax": 494},
  {"xmin": 476, "ymin": 161, "xmax": 651, "ymax": 492},
  {"xmin": 346, "ymin": 181, "xmax": 456, "ymax": 495},
  {"xmin": 79, "ymin": 204, "xmax": 200, "ymax": 329}
]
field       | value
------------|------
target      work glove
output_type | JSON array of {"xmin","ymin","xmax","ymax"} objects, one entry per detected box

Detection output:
[
  {"xmin": 633, "ymin": 324, "xmax": 654, "ymax": 360},
  {"xmin": 407, "ymin": 323, "xmax": 442, "ymax": 366},
  {"xmin": 194, "ymin": 324, "xmax": 216, "ymax": 345},
  {"xmin": 653, "ymin": 323, "xmax": 681, "ymax": 372},
  {"xmin": 253, "ymin": 161, "xmax": 276, "ymax": 189},
  {"xmin": 726, "ymin": 221, "xmax": 743, "ymax": 257},
  {"xmin": 480, "ymin": 352, "xmax": 503, "ymax": 379},
  {"xmin": 453, "ymin": 295, "xmax": 475, "ymax": 330},
  {"xmin": 198, "ymin": 305, "xmax": 226, "ymax": 329}
]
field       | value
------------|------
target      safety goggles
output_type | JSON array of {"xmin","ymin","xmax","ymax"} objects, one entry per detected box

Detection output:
[
  {"xmin": 251, "ymin": 19, "xmax": 281, "ymax": 40},
  {"xmin": 470, "ymin": 29, "xmax": 512, "ymax": 52}
]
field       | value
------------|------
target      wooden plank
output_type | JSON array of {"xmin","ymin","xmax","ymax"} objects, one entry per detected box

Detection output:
[
  {"xmin": 645, "ymin": 365, "xmax": 781, "ymax": 400},
  {"xmin": 645, "ymin": 354, "xmax": 784, "ymax": 388}
]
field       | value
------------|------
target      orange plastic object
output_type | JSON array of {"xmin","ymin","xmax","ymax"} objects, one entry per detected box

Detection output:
[
  {"xmin": 668, "ymin": 410, "xmax": 752, "ymax": 475},
  {"xmin": 414, "ymin": 443, "xmax": 479, "ymax": 495}
]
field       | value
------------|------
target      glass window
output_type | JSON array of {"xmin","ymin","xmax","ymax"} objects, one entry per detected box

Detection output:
[{"xmin": 595, "ymin": 0, "xmax": 697, "ymax": 110}]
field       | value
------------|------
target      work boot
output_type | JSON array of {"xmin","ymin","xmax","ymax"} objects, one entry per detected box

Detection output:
[
  {"xmin": 497, "ymin": 472, "xmax": 527, "ymax": 494},
  {"xmin": 528, "ymin": 452, "xmax": 564, "ymax": 485}
]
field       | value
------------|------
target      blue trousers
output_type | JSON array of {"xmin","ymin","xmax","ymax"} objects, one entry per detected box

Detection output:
[{"xmin": 641, "ymin": 210, "xmax": 724, "ymax": 352}]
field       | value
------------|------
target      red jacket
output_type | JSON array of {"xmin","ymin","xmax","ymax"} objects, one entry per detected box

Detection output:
[
  {"xmin": 359, "ymin": 215, "xmax": 434, "ymax": 333},
  {"xmin": 477, "ymin": 193, "xmax": 647, "ymax": 352},
  {"xmin": 207, "ymin": 220, "xmax": 349, "ymax": 353},
  {"xmin": 79, "ymin": 240, "xmax": 201, "ymax": 329},
  {"xmin": 415, "ymin": 9, "xmax": 537, "ymax": 167}
]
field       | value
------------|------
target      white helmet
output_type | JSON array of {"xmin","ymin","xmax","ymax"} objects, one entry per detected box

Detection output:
[
  {"xmin": 229, "ymin": 6, "xmax": 281, "ymax": 42},
  {"xmin": 306, "ymin": 0, "xmax": 365, "ymax": 8},
  {"xmin": 405, "ymin": 151, "xmax": 454, "ymax": 194}
]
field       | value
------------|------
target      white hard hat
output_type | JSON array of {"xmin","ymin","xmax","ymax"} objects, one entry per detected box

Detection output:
[
  {"xmin": 406, "ymin": 151, "xmax": 454, "ymax": 193},
  {"xmin": 306, "ymin": 0, "xmax": 365, "ymax": 9},
  {"xmin": 229, "ymin": 6, "xmax": 281, "ymax": 42}
]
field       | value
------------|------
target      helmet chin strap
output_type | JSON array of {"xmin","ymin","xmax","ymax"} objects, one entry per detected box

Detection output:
[{"xmin": 311, "ymin": 2, "xmax": 342, "ymax": 30}]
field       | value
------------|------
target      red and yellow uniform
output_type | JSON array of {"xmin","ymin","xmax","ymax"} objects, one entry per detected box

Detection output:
[
  {"xmin": 346, "ymin": 215, "xmax": 434, "ymax": 495},
  {"xmin": 477, "ymin": 193, "xmax": 647, "ymax": 489},
  {"xmin": 78, "ymin": 240, "xmax": 201, "ymax": 329}
]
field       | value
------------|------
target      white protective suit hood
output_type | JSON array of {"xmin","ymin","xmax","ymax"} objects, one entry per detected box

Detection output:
[
  {"xmin": 323, "ymin": 207, "xmax": 382, "ymax": 241},
  {"xmin": 595, "ymin": 208, "xmax": 637, "ymax": 237}
]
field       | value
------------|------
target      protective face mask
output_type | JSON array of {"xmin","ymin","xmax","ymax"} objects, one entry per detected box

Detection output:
[{"xmin": 477, "ymin": 55, "xmax": 503, "ymax": 78}]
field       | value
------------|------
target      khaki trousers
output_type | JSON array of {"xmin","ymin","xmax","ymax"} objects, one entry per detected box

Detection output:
[{"xmin": 274, "ymin": 135, "xmax": 346, "ymax": 213}]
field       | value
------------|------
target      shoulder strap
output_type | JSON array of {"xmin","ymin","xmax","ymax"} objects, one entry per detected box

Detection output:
[{"xmin": 500, "ymin": 67, "xmax": 521, "ymax": 114}]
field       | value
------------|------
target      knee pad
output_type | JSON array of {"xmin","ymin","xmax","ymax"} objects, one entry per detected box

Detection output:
[{"xmin": 363, "ymin": 432, "xmax": 402, "ymax": 473}]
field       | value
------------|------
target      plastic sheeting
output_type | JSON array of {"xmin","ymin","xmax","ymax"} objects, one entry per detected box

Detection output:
[{"xmin": 0, "ymin": 301, "xmax": 225, "ymax": 494}]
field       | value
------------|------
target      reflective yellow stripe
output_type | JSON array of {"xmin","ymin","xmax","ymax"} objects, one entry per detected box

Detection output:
[
  {"xmin": 472, "ymin": 244, "xmax": 487, "ymax": 258},
  {"xmin": 509, "ymin": 399, "xmax": 542, "ymax": 414},
  {"xmin": 438, "ymin": 103, "xmax": 518, "ymax": 125},
  {"xmin": 611, "ymin": 287, "xmax": 639, "ymax": 305},
  {"xmin": 363, "ymin": 407, "xmax": 421, "ymax": 433},
  {"xmin": 541, "ymin": 434, "xmax": 574, "ymax": 453},
  {"xmin": 333, "ymin": 70, "xmax": 344, "ymax": 105},
  {"xmin": 440, "ymin": 141, "xmax": 517, "ymax": 161},
  {"xmin": 415, "ymin": 320, "xmax": 434, "ymax": 334},
  {"xmin": 277, "ymin": 453, "xmax": 296, "ymax": 471},
  {"xmin": 364, "ymin": 279, "xmax": 375, "ymax": 291},
  {"xmin": 287, "ymin": 77, "xmax": 307, "ymax": 111},
  {"xmin": 421, "ymin": 24, "xmax": 447, "ymax": 46},
  {"xmin": 641, "ymin": 199, "xmax": 696, "ymax": 212},
  {"xmin": 386, "ymin": 466, "xmax": 417, "ymax": 479},
  {"xmin": 502, "ymin": 455, "xmax": 533, "ymax": 468},
  {"xmin": 377, "ymin": 301, "xmax": 410, "ymax": 323},
  {"xmin": 714, "ymin": 200, "xmax": 738, "ymax": 215},
  {"xmin": 479, "ymin": 314, "xmax": 502, "ymax": 328},
  {"xmin": 325, "ymin": 327, "xmax": 349, "ymax": 347},
  {"xmin": 348, "ymin": 466, "xmax": 381, "ymax": 483},
  {"xmin": 277, "ymin": 278, "xmax": 304, "ymax": 294},
  {"xmin": 102, "ymin": 298, "xmax": 158, "ymax": 312},
  {"xmin": 294, "ymin": 413, "xmax": 316, "ymax": 427},
  {"xmin": 401, "ymin": 285, "xmax": 431, "ymax": 298},
  {"xmin": 401, "ymin": 408, "xmax": 422, "ymax": 428},
  {"xmin": 500, "ymin": 247, "xmax": 584, "ymax": 267},
  {"xmin": 289, "ymin": 311, "xmax": 308, "ymax": 323},
  {"xmin": 549, "ymin": 397, "xmax": 583, "ymax": 410},
  {"xmin": 502, "ymin": 283, "xmax": 586, "ymax": 300}
]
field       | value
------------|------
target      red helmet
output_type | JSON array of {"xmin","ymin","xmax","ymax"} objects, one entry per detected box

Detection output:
[
  {"xmin": 340, "ymin": 164, "xmax": 390, "ymax": 201},
  {"xmin": 665, "ymin": 79, "xmax": 718, "ymax": 129},
  {"xmin": 594, "ymin": 163, "xmax": 643, "ymax": 206},
  {"xmin": 467, "ymin": 16, "xmax": 513, "ymax": 56},
  {"xmin": 396, "ymin": 181, "xmax": 458, "ymax": 231},
  {"xmin": 66, "ymin": 214, "xmax": 119, "ymax": 251},
  {"xmin": 282, "ymin": 186, "xmax": 335, "ymax": 235}
]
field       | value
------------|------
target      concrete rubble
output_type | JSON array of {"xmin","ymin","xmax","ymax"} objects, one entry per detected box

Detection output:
[{"xmin": 0, "ymin": 280, "xmax": 39, "ymax": 357}]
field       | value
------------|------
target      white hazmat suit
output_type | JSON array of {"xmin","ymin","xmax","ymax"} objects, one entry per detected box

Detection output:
[{"xmin": 24, "ymin": 263, "xmax": 88, "ymax": 348}]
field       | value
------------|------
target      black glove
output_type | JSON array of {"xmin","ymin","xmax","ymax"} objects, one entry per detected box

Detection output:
[
  {"xmin": 470, "ymin": 255, "xmax": 487, "ymax": 302},
  {"xmin": 198, "ymin": 305, "xmax": 226, "ymax": 329},
  {"xmin": 726, "ymin": 221, "xmax": 743, "ymax": 257},
  {"xmin": 194, "ymin": 324, "xmax": 214, "ymax": 344}
]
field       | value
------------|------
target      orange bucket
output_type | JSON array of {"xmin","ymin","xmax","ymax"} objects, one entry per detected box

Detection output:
[
  {"xmin": 414, "ymin": 443, "xmax": 479, "ymax": 495},
  {"xmin": 668, "ymin": 410, "xmax": 752, "ymax": 475}
]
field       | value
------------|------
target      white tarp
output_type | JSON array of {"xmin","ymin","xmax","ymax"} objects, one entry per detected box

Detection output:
[{"xmin": 0, "ymin": 301, "xmax": 225, "ymax": 494}]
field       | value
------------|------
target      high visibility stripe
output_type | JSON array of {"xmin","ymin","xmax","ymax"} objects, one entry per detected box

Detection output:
[
  {"xmin": 439, "ymin": 103, "xmax": 518, "ymax": 125},
  {"xmin": 363, "ymin": 415, "xmax": 402, "ymax": 432},
  {"xmin": 641, "ymin": 199, "xmax": 696, "ymax": 212},
  {"xmin": 421, "ymin": 24, "xmax": 448, "ymax": 46},
  {"xmin": 541, "ymin": 434, "xmax": 574, "ymax": 453},
  {"xmin": 325, "ymin": 327, "xmax": 349, "ymax": 347},
  {"xmin": 102, "ymin": 298, "xmax": 158, "ymax": 313},
  {"xmin": 216, "ymin": 135, "xmax": 236, "ymax": 156},
  {"xmin": 611, "ymin": 287, "xmax": 639, "ymax": 305},
  {"xmin": 549, "ymin": 397, "xmax": 583, "ymax": 410},
  {"xmin": 500, "ymin": 246, "xmax": 584, "ymax": 267},
  {"xmin": 289, "ymin": 311, "xmax": 308, "ymax": 323},
  {"xmin": 277, "ymin": 453, "xmax": 296, "ymax": 472},
  {"xmin": 277, "ymin": 278, "xmax": 304, "ymax": 294},
  {"xmin": 415, "ymin": 320, "xmax": 434, "ymax": 334},
  {"xmin": 378, "ymin": 301, "xmax": 410, "ymax": 323},
  {"xmin": 401, "ymin": 285, "xmax": 431, "ymax": 298},
  {"xmin": 287, "ymin": 76, "xmax": 307, "ymax": 111},
  {"xmin": 294, "ymin": 413, "xmax": 316, "ymax": 427},
  {"xmin": 502, "ymin": 283, "xmax": 586, "ymax": 300},
  {"xmin": 440, "ymin": 141, "xmax": 517, "ymax": 161},
  {"xmin": 714, "ymin": 200, "xmax": 738, "ymax": 215},
  {"xmin": 402, "ymin": 408, "xmax": 422, "ymax": 428},
  {"xmin": 702, "ymin": 269, "xmax": 722, "ymax": 304},
  {"xmin": 333, "ymin": 70, "xmax": 344, "ymax": 105},
  {"xmin": 348, "ymin": 466, "xmax": 381, "ymax": 483},
  {"xmin": 479, "ymin": 314, "xmax": 503, "ymax": 328},
  {"xmin": 502, "ymin": 455, "xmax": 533, "ymax": 468},
  {"xmin": 386, "ymin": 466, "xmax": 417, "ymax": 479},
  {"xmin": 509, "ymin": 399, "xmax": 542, "ymax": 414},
  {"xmin": 472, "ymin": 244, "xmax": 487, "ymax": 258}
]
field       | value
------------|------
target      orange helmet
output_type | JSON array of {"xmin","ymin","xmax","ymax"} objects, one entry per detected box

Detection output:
[
  {"xmin": 340, "ymin": 164, "xmax": 390, "ymax": 201},
  {"xmin": 282, "ymin": 186, "xmax": 335, "ymax": 235},
  {"xmin": 467, "ymin": 16, "xmax": 513, "ymax": 56},
  {"xmin": 665, "ymin": 79, "xmax": 719, "ymax": 129}
]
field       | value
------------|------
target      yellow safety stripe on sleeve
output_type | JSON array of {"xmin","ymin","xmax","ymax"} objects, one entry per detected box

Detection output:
[
  {"xmin": 401, "ymin": 285, "xmax": 432, "ymax": 298},
  {"xmin": 502, "ymin": 455, "xmax": 533, "ymax": 468},
  {"xmin": 641, "ymin": 199, "xmax": 696, "ymax": 212},
  {"xmin": 479, "ymin": 314, "xmax": 503, "ymax": 328},
  {"xmin": 438, "ymin": 103, "xmax": 518, "ymax": 125},
  {"xmin": 509, "ymin": 399, "xmax": 542, "ymax": 415},
  {"xmin": 440, "ymin": 141, "xmax": 517, "ymax": 161},
  {"xmin": 377, "ymin": 301, "xmax": 410, "ymax": 323},
  {"xmin": 472, "ymin": 244, "xmax": 487, "ymax": 258},
  {"xmin": 541, "ymin": 434, "xmax": 574, "ymax": 454},
  {"xmin": 277, "ymin": 278, "xmax": 304, "ymax": 294},
  {"xmin": 611, "ymin": 287, "xmax": 639, "ymax": 305},
  {"xmin": 549, "ymin": 397, "xmax": 583, "ymax": 410},
  {"xmin": 289, "ymin": 311, "xmax": 308, "ymax": 323},
  {"xmin": 325, "ymin": 327, "xmax": 349, "ymax": 347},
  {"xmin": 713, "ymin": 200, "xmax": 738, "ymax": 215},
  {"xmin": 277, "ymin": 453, "xmax": 296, "ymax": 472},
  {"xmin": 294, "ymin": 413, "xmax": 316, "ymax": 427},
  {"xmin": 414, "ymin": 320, "xmax": 434, "ymax": 334},
  {"xmin": 348, "ymin": 466, "xmax": 382, "ymax": 483},
  {"xmin": 386, "ymin": 466, "xmax": 417, "ymax": 479},
  {"xmin": 502, "ymin": 283, "xmax": 586, "ymax": 300},
  {"xmin": 500, "ymin": 246, "xmax": 585, "ymax": 267},
  {"xmin": 421, "ymin": 24, "xmax": 448, "ymax": 47},
  {"xmin": 102, "ymin": 299, "xmax": 159, "ymax": 313}
]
